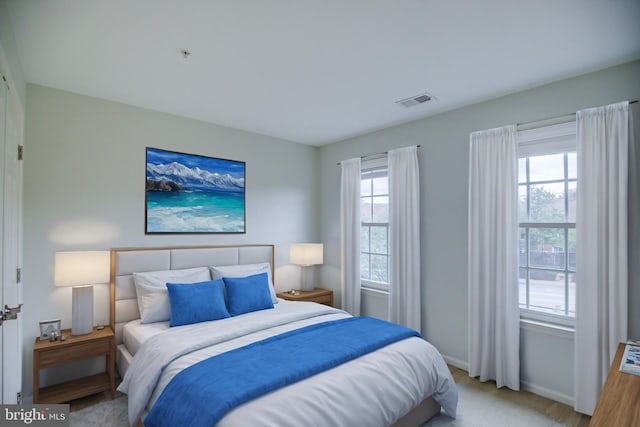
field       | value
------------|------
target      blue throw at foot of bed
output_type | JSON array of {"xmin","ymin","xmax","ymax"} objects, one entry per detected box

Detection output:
[{"xmin": 144, "ymin": 316, "xmax": 421, "ymax": 427}]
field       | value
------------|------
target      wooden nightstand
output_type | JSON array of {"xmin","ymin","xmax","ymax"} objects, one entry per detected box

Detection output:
[
  {"xmin": 277, "ymin": 288, "xmax": 334, "ymax": 307},
  {"xmin": 33, "ymin": 326, "xmax": 115, "ymax": 403}
]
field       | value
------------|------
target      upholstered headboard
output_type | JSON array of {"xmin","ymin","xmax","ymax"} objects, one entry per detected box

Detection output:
[{"xmin": 109, "ymin": 245, "xmax": 275, "ymax": 345}]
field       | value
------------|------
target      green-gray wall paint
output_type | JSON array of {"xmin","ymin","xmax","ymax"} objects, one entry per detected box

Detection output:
[
  {"xmin": 23, "ymin": 84, "xmax": 319, "ymax": 398},
  {"xmin": 20, "ymin": 58, "xmax": 640, "ymax": 405},
  {"xmin": 318, "ymin": 60, "xmax": 640, "ymax": 404}
]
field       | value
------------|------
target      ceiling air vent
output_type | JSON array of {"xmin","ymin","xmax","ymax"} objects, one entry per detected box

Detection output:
[{"xmin": 395, "ymin": 92, "xmax": 434, "ymax": 108}]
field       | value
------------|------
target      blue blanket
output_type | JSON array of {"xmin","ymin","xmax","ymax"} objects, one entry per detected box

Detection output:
[{"xmin": 144, "ymin": 316, "xmax": 420, "ymax": 427}]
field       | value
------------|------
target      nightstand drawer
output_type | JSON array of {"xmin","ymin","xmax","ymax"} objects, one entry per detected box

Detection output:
[
  {"xmin": 39, "ymin": 339, "xmax": 110, "ymax": 368},
  {"xmin": 312, "ymin": 295, "xmax": 332, "ymax": 305}
]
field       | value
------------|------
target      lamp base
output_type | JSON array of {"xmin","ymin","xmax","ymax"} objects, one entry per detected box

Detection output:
[
  {"xmin": 71, "ymin": 285, "xmax": 93, "ymax": 335},
  {"xmin": 300, "ymin": 266, "xmax": 315, "ymax": 292}
]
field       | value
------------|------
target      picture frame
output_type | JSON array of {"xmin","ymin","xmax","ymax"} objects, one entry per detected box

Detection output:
[
  {"xmin": 39, "ymin": 319, "xmax": 61, "ymax": 340},
  {"xmin": 145, "ymin": 147, "xmax": 246, "ymax": 234}
]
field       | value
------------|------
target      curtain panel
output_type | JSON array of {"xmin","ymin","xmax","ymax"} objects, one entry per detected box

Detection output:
[
  {"xmin": 467, "ymin": 125, "xmax": 520, "ymax": 390},
  {"xmin": 340, "ymin": 157, "xmax": 361, "ymax": 315},
  {"xmin": 574, "ymin": 101, "xmax": 630, "ymax": 415},
  {"xmin": 388, "ymin": 146, "xmax": 421, "ymax": 332}
]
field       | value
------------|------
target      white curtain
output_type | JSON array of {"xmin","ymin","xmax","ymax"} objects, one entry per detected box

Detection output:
[
  {"xmin": 629, "ymin": 103, "xmax": 640, "ymax": 353},
  {"xmin": 340, "ymin": 157, "xmax": 361, "ymax": 315},
  {"xmin": 388, "ymin": 146, "xmax": 421, "ymax": 331},
  {"xmin": 574, "ymin": 101, "xmax": 630, "ymax": 415},
  {"xmin": 468, "ymin": 125, "xmax": 520, "ymax": 390}
]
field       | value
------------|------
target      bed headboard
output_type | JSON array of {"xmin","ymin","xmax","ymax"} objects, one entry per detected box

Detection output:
[{"xmin": 109, "ymin": 245, "xmax": 275, "ymax": 345}]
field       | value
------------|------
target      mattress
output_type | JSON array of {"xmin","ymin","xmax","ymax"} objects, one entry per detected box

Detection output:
[
  {"xmin": 122, "ymin": 319, "xmax": 169, "ymax": 357},
  {"xmin": 121, "ymin": 298, "xmax": 292, "ymax": 357}
]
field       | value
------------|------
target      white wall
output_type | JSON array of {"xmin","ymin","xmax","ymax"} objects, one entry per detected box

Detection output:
[
  {"xmin": 22, "ymin": 84, "xmax": 319, "ymax": 399},
  {"xmin": 318, "ymin": 60, "xmax": 640, "ymax": 405}
]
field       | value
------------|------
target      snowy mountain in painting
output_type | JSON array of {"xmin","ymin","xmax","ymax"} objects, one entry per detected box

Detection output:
[{"xmin": 147, "ymin": 162, "xmax": 244, "ymax": 192}]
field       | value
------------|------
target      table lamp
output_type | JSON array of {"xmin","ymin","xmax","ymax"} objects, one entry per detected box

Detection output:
[
  {"xmin": 54, "ymin": 251, "xmax": 110, "ymax": 335},
  {"xmin": 290, "ymin": 243, "xmax": 323, "ymax": 292}
]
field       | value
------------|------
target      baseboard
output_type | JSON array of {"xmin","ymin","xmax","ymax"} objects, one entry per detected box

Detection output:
[
  {"xmin": 442, "ymin": 354, "xmax": 469, "ymax": 371},
  {"xmin": 441, "ymin": 355, "xmax": 574, "ymax": 407},
  {"xmin": 520, "ymin": 380, "xmax": 573, "ymax": 407}
]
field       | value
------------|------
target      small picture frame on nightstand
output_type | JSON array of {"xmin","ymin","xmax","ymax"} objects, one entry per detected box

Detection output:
[{"xmin": 39, "ymin": 319, "xmax": 61, "ymax": 340}]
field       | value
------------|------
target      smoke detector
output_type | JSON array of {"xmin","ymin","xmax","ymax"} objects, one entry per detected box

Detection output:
[{"xmin": 395, "ymin": 92, "xmax": 435, "ymax": 108}]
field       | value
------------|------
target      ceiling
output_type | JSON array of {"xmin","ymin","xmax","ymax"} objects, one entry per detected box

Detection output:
[{"xmin": 5, "ymin": 0, "xmax": 640, "ymax": 146}]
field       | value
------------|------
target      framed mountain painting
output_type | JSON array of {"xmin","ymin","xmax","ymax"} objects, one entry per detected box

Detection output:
[{"xmin": 145, "ymin": 147, "xmax": 246, "ymax": 233}]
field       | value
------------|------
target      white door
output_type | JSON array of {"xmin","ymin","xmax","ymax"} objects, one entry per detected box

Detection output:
[
  {"xmin": 1, "ymin": 74, "xmax": 24, "ymax": 404},
  {"xmin": 0, "ymin": 70, "xmax": 6, "ymax": 405}
]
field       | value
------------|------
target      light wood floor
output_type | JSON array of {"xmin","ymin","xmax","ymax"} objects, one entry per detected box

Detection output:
[
  {"xmin": 448, "ymin": 365, "xmax": 591, "ymax": 427},
  {"xmin": 69, "ymin": 366, "xmax": 592, "ymax": 426}
]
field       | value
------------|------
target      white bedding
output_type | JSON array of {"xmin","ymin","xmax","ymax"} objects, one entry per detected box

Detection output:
[
  {"xmin": 118, "ymin": 300, "xmax": 458, "ymax": 427},
  {"xmin": 122, "ymin": 319, "xmax": 168, "ymax": 357}
]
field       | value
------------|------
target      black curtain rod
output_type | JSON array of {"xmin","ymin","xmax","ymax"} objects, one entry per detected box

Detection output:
[
  {"xmin": 570, "ymin": 99, "xmax": 638, "ymax": 112},
  {"xmin": 559, "ymin": 99, "xmax": 637, "ymax": 116},
  {"xmin": 516, "ymin": 99, "xmax": 638, "ymax": 129},
  {"xmin": 338, "ymin": 100, "xmax": 638, "ymax": 165},
  {"xmin": 337, "ymin": 145, "xmax": 421, "ymax": 165}
]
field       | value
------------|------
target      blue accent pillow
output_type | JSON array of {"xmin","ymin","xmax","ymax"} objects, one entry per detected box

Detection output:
[
  {"xmin": 166, "ymin": 279, "xmax": 230, "ymax": 327},
  {"xmin": 223, "ymin": 272, "xmax": 274, "ymax": 316}
]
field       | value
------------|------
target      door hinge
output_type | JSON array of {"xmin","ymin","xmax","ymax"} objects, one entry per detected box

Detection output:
[
  {"xmin": 0, "ymin": 304, "xmax": 22, "ymax": 326},
  {"xmin": 18, "ymin": 145, "xmax": 23, "ymax": 161},
  {"xmin": 16, "ymin": 268, "xmax": 21, "ymax": 283},
  {"xmin": 16, "ymin": 392, "xmax": 22, "ymax": 404}
]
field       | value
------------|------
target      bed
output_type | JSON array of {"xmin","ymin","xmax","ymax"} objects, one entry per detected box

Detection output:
[{"xmin": 110, "ymin": 245, "xmax": 457, "ymax": 426}]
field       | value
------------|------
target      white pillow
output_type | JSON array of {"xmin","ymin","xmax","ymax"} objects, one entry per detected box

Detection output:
[
  {"xmin": 210, "ymin": 263, "xmax": 277, "ymax": 304},
  {"xmin": 133, "ymin": 267, "xmax": 211, "ymax": 323}
]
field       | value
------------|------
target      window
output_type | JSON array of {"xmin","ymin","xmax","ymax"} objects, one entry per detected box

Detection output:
[
  {"xmin": 360, "ymin": 158, "xmax": 389, "ymax": 291},
  {"xmin": 517, "ymin": 121, "xmax": 576, "ymax": 325}
]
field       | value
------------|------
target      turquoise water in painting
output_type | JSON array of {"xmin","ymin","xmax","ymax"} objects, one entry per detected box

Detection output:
[{"xmin": 146, "ymin": 190, "xmax": 245, "ymax": 232}]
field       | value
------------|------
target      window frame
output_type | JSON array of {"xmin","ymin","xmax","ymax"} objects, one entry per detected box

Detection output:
[
  {"xmin": 517, "ymin": 121, "xmax": 577, "ymax": 327},
  {"xmin": 360, "ymin": 157, "xmax": 390, "ymax": 292}
]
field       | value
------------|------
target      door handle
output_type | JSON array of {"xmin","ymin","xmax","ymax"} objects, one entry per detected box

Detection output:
[{"xmin": 0, "ymin": 304, "xmax": 22, "ymax": 326}]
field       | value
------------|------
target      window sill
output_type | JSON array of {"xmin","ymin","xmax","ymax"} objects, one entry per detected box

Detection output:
[
  {"xmin": 520, "ymin": 318, "xmax": 574, "ymax": 339},
  {"xmin": 361, "ymin": 286, "xmax": 389, "ymax": 296}
]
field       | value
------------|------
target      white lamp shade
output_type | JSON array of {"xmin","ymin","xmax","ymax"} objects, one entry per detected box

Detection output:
[
  {"xmin": 54, "ymin": 251, "xmax": 110, "ymax": 286},
  {"xmin": 290, "ymin": 243, "xmax": 324, "ymax": 266}
]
